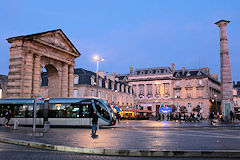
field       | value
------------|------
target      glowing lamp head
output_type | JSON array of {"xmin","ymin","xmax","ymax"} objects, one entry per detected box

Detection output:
[{"xmin": 93, "ymin": 56, "xmax": 99, "ymax": 61}]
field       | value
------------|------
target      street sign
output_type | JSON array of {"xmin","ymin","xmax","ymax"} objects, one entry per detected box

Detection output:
[{"xmin": 159, "ymin": 107, "xmax": 172, "ymax": 113}]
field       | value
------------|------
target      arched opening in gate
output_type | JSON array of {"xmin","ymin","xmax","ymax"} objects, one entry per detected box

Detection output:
[{"xmin": 41, "ymin": 64, "xmax": 60, "ymax": 97}]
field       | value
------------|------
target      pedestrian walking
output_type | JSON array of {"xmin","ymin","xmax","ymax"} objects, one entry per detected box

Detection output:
[
  {"xmin": 158, "ymin": 114, "xmax": 161, "ymax": 121},
  {"xmin": 117, "ymin": 112, "xmax": 121, "ymax": 123},
  {"xmin": 91, "ymin": 110, "xmax": 99, "ymax": 137},
  {"xmin": 5, "ymin": 109, "xmax": 12, "ymax": 127},
  {"xmin": 178, "ymin": 113, "xmax": 182, "ymax": 122},
  {"xmin": 209, "ymin": 112, "xmax": 214, "ymax": 125},
  {"xmin": 230, "ymin": 111, "xmax": 234, "ymax": 121}
]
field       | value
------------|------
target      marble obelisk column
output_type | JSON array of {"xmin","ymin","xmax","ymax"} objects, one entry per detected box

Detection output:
[{"xmin": 215, "ymin": 20, "xmax": 233, "ymax": 117}]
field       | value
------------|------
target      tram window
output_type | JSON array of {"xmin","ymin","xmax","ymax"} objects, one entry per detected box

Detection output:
[
  {"xmin": 37, "ymin": 104, "xmax": 43, "ymax": 118},
  {"xmin": 13, "ymin": 104, "xmax": 41, "ymax": 118},
  {"xmin": 95, "ymin": 101, "xmax": 110, "ymax": 120},
  {"xmin": 0, "ymin": 105, "xmax": 7, "ymax": 117},
  {"xmin": 79, "ymin": 103, "xmax": 93, "ymax": 118},
  {"xmin": 66, "ymin": 104, "xmax": 80, "ymax": 118},
  {"xmin": 49, "ymin": 104, "xmax": 67, "ymax": 118},
  {"xmin": 14, "ymin": 105, "xmax": 26, "ymax": 118}
]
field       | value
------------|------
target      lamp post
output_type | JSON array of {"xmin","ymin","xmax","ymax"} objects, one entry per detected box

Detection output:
[
  {"xmin": 93, "ymin": 56, "xmax": 104, "ymax": 97},
  {"xmin": 30, "ymin": 94, "xmax": 41, "ymax": 133},
  {"xmin": 115, "ymin": 90, "xmax": 118, "ymax": 105},
  {"xmin": 214, "ymin": 94, "xmax": 217, "ymax": 113}
]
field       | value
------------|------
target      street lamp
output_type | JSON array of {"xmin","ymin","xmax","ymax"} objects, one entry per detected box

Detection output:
[{"xmin": 93, "ymin": 56, "xmax": 104, "ymax": 97}]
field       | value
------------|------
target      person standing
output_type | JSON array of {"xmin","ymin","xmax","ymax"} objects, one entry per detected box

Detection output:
[
  {"xmin": 209, "ymin": 112, "xmax": 214, "ymax": 125},
  {"xmin": 5, "ymin": 110, "xmax": 12, "ymax": 127},
  {"xmin": 117, "ymin": 112, "xmax": 121, "ymax": 123},
  {"xmin": 91, "ymin": 111, "xmax": 98, "ymax": 136},
  {"xmin": 230, "ymin": 111, "xmax": 234, "ymax": 121}
]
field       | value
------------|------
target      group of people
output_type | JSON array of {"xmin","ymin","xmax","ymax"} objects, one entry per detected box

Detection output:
[
  {"xmin": 158, "ymin": 113, "xmax": 203, "ymax": 122},
  {"xmin": 209, "ymin": 111, "xmax": 237, "ymax": 125}
]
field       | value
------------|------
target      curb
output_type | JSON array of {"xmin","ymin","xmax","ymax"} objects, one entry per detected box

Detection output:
[{"xmin": 0, "ymin": 137, "xmax": 240, "ymax": 158}]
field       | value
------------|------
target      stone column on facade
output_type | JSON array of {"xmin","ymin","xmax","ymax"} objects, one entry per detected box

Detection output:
[
  {"xmin": 32, "ymin": 55, "xmax": 41, "ymax": 96},
  {"xmin": 61, "ymin": 63, "xmax": 69, "ymax": 97},
  {"xmin": 215, "ymin": 20, "xmax": 233, "ymax": 117},
  {"xmin": 23, "ymin": 53, "xmax": 34, "ymax": 97},
  {"xmin": 144, "ymin": 84, "xmax": 147, "ymax": 99},
  {"xmin": 136, "ymin": 84, "xmax": 139, "ymax": 99},
  {"xmin": 68, "ymin": 65, "xmax": 74, "ymax": 97},
  {"xmin": 7, "ymin": 41, "xmax": 25, "ymax": 98}
]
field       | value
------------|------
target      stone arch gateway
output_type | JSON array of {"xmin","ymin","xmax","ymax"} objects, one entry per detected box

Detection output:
[{"xmin": 7, "ymin": 29, "xmax": 80, "ymax": 98}]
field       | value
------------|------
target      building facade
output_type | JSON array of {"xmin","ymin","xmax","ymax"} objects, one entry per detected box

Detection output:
[
  {"xmin": 40, "ymin": 68, "xmax": 135, "ymax": 108},
  {"xmin": 233, "ymin": 81, "xmax": 240, "ymax": 106},
  {"xmin": 117, "ymin": 65, "xmax": 221, "ymax": 118},
  {"xmin": 0, "ymin": 75, "xmax": 8, "ymax": 99}
]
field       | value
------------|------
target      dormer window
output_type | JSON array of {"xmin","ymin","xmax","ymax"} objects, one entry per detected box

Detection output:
[
  {"xmin": 140, "ymin": 71, "xmax": 145, "ymax": 75},
  {"xmin": 111, "ymin": 82, "xmax": 114, "ymax": 90},
  {"xmin": 74, "ymin": 75, "xmax": 79, "ymax": 84},
  {"xmin": 197, "ymin": 71, "xmax": 202, "ymax": 76},
  {"xmin": 156, "ymin": 70, "xmax": 161, "ymax": 74},
  {"xmin": 105, "ymin": 80, "xmax": 109, "ymax": 89},
  {"xmin": 176, "ymin": 72, "xmax": 180, "ymax": 77},
  {"xmin": 117, "ymin": 83, "xmax": 120, "ymax": 91},
  {"xmin": 121, "ymin": 85, "xmax": 124, "ymax": 92},
  {"xmin": 148, "ymin": 70, "xmax": 153, "ymax": 74},
  {"xmin": 91, "ymin": 76, "xmax": 95, "ymax": 86},
  {"xmin": 99, "ymin": 78, "xmax": 102, "ymax": 87},
  {"xmin": 163, "ymin": 69, "xmax": 168, "ymax": 73},
  {"xmin": 186, "ymin": 72, "xmax": 191, "ymax": 76}
]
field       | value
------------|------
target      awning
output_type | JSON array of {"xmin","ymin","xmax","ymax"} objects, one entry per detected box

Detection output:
[
  {"xmin": 124, "ymin": 109, "xmax": 154, "ymax": 113},
  {"xmin": 112, "ymin": 105, "xmax": 122, "ymax": 112}
]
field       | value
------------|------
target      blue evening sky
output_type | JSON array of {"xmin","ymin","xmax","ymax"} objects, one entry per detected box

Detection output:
[{"xmin": 0, "ymin": 0, "xmax": 240, "ymax": 81}]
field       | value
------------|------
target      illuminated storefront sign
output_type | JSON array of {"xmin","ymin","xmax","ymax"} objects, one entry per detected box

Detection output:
[{"xmin": 159, "ymin": 107, "xmax": 172, "ymax": 113}]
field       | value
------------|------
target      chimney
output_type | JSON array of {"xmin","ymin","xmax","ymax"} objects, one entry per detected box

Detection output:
[
  {"xmin": 171, "ymin": 63, "xmax": 175, "ymax": 73},
  {"xmin": 98, "ymin": 71, "xmax": 104, "ymax": 78},
  {"xmin": 211, "ymin": 73, "xmax": 218, "ymax": 80},
  {"xmin": 129, "ymin": 67, "xmax": 133, "ymax": 74},
  {"xmin": 106, "ymin": 72, "xmax": 109, "ymax": 79},
  {"xmin": 182, "ymin": 66, "xmax": 185, "ymax": 75},
  {"xmin": 201, "ymin": 67, "xmax": 210, "ymax": 75}
]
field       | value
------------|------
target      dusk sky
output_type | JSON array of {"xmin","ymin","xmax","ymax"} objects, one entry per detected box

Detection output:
[{"xmin": 1, "ymin": 0, "xmax": 240, "ymax": 81}]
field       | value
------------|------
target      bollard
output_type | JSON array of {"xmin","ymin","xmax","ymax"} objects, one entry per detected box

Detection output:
[
  {"xmin": 14, "ymin": 120, "xmax": 19, "ymax": 130},
  {"xmin": 44, "ymin": 121, "xmax": 50, "ymax": 132}
]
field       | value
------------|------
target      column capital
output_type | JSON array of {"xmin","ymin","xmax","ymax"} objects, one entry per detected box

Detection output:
[{"xmin": 215, "ymin": 20, "xmax": 230, "ymax": 27}]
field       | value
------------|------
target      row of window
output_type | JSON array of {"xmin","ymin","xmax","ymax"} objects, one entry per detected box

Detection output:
[
  {"xmin": 136, "ymin": 69, "xmax": 170, "ymax": 75},
  {"xmin": 133, "ymin": 84, "xmax": 170, "ymax": 96},
  {"xmin": 175, "ymin": 89, "xmax": 203, "ymax": 98},
  {"xmin": 176, "ymin": 80, "xmax": 203, "ymax": 87},
  {"xmin": 74, "ymin": 75, "xmax": 131, "ymax": 92},
  {"xmin": 0, "ymin": 102, "xmax": 110, "ymax": 120}
]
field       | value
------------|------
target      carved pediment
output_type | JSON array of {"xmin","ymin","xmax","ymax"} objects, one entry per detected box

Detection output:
[
  {"xmin": 7, "ymin": 29, "xmax": 80, "ymax": 58},
  {"xmin": 39, "ymin": 34, "xmax": 69, "ymax": 50}
]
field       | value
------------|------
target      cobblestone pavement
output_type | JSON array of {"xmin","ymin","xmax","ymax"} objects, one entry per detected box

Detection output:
[
  {"xmin": 0, "ymin": 120, "xmax": 240, "ymax": 151},
  {"xmin": 0, "ymin": 142, "xmax": 237, "ymax": 160}
]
